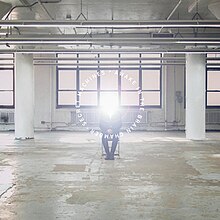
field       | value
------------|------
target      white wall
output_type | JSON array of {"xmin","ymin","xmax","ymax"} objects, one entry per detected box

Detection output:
[
  {"xmin": 165, "ymin": 57, "xmax": 185, "ymax": 130},
  {"xmin": 34, "ymin": 60, "xmax": 53, "ymax": 129}
]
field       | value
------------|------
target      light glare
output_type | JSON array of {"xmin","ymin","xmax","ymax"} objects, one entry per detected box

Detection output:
[{"xmin": 100, "ymin": 93, "xmax": 119, "ymax": 118}]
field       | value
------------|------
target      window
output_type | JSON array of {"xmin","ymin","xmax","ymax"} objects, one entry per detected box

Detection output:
[
  {"xmin": 79, "ymin": 54, "xmax": 98, "ymax": 66},
  {"xmin": 57, "ymin": 69, "xmax": 77, "ymax": 106},
  {"xmin": 206, "ymin": 53, "xmax": 220, "ymax": 107},
  {"xmin": 100, "ymin": 70, "xmax": 118, "ymax": 90},
  {"xmin": 57, "ymin": 53, "xmax": 77, "ymax": 68},
  {"xmin": 121, "ymin": 69, "xmax": 140, "ymax": 106},
  {"xmin": 0, "ymin": 69, "xmax": 14, "ymax": 108},
  {"xmin": 100, "ymin": 69, "xmax": 119, "ymax": 106},
  {"xmin": 79, "ymin": 70, "xmax": 98, "ymax": 106},
  {"xmin": 99, "ymin": 54, "xmax": 119, "ymax": 68},
  {"xmin": 0, "ymin": 54, "xmax": 14, "ymax": 108},
  {"xmin": 142, "ymin": 69, "xmax": 161, "ymax": 107},
  {"xmin": 207, "ymin": 53, "xmax": 220, "ymax": 66},
  {"xmin": 56, "ymin": 53, "xmax": 162, "ymax": 108},
  {"xmin": 120, "ymin": 53, "xmax": 140, "ymax": 68},
  {"xmin": 207, "ymin": 69, "xmax": 220, "ymax": 107}
]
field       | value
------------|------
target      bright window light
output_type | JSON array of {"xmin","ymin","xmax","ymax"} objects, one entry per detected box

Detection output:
[{"xmin": 100, "ymin": 92, "xmax": 119, "ymax": 118}]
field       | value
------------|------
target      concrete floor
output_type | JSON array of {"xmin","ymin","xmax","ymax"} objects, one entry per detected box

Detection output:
[{"xmin": 0, "ymin": 131, "xmax": 220, "ymax": 220}]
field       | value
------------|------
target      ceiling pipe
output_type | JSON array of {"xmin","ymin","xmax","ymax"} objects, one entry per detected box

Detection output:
[
  {"xmin": 33, "ymin": 62, "xmax": 185, "ymax": 66},
  {"xmin": 0, "ymin": 20, "xmax": 220, "ymax": 28},
  {"xmin": 0, "ymin": 48, "xmax": 220, "ymax": 54},
  {"xmin": 1, "ymin": 37, "xmax": 220, "ymax": 41},
  {"xmin": 1, "ymin": 37, "xmax": 220, "ymax": 45},
  {"xmin": 3, "ymin": 62, "xmax": 220, "ymax": 67}
]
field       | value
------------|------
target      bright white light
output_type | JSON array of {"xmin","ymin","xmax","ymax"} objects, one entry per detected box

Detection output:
[{"xmin": 100, "ymin": 92, "xmax": 119, "ymax": 118}]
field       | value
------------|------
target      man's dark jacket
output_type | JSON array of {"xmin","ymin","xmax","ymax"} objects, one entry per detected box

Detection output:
[{"xmin": 99, "ymin": 111, "xmax": 122, "ymax": 134}]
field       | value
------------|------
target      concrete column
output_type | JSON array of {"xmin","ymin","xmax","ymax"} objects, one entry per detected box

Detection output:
[
  {"xmin": 15, "ymin": 54, "xmax": 34, "ymax": 139},
  {"xmin": 186, "ymin": 54, "xmax": 206, "ymax": 140}
]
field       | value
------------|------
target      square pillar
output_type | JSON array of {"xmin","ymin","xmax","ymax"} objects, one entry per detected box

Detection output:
[
  {"xmin": 186, "ymin": 54, "xmax": 206, "ymax": 140},
  {"xmin": 15, "ymin": 54, "xmax": 34, "ymax": 139}
]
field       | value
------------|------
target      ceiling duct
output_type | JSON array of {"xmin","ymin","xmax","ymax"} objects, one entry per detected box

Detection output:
[
  {"xmin": 152, "ymin": 33, "xmax": 174, "ymax": 38},
  {"xmin": 208, "ymin": 2, "xmax": 220, "ymax": 19}
]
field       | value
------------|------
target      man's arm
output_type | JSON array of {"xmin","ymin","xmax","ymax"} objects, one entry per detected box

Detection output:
[
  {"xmin": 112, "ymin": 112, "xmax": 122, "ymax": 133},
  {"xmin": 99, "ymin": 114, "xmax": 110, "ymax": 133}
]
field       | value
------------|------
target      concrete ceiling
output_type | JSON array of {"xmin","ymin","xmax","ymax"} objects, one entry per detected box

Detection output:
[
  {"xmin": 0, "ymin": 0, "xmax": 220, "ymax": 53},
  {"xmin": 1, "ymin": 0, "xmax": 219, "ymax": 20},
  {"xmin": 0, "ymin": 1, "xmax": 11, "ymax": 19}
]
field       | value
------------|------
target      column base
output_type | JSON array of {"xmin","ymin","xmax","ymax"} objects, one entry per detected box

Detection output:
[
  {"xmin": 15, "ymin": 137, "xmax": 34, "ymax": 140},
  {"xmin": 186, "ymin": 134, "xmax": 206, "ymax": 141}
]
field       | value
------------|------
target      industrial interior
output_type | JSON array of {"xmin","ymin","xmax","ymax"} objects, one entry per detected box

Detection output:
[{"xmin": 0, "ymin": 0, "xmax": 220, "ymax": 219}]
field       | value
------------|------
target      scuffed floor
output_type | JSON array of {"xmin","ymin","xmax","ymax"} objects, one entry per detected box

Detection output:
[{"xmin": 0, "ymin": 131, "xmax": 220, "ymax": 220}]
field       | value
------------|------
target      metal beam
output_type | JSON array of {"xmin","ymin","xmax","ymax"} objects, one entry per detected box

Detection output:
[
  {"xmin": 0, "ymin": 48, "xmax": 220, "ymax": 54},
  {"xmin": 34, "ymin": 62, "xmax": 185, "ymax": 66},
  {"xmin": 0, "ymin": 20, "xmax": 220, "ymax": 28},
  {"xmin": 1, "ymin": 37, "xmax": 220, "ymax": 46}
]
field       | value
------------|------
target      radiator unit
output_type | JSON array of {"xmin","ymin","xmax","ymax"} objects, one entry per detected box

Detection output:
[
  {"xmin": 71, "ymin": 109, "xmax": 147, "ymax": 125},
  {"xmin": 121, "ymin": 110, "xmax": 147, "ymax": 124},
  {"xmin": 206, "ymin": 111, "xmax": 220, "ymax": 124},
  {"xmin": 71, "ymin": 110, "xmax": 99, "ymax": 125},
  {"xmin": 0, "ymin": 112, "xmax": 14, "ymax": 123}
]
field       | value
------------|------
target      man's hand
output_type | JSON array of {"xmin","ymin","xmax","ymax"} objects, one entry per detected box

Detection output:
[{"xmin": 107, "ymin": 129, "xmax": 113, "ymax": 134}]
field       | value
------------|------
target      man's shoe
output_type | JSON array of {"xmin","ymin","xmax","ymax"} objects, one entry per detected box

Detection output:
[
  {"xmin": 105, "ymin": 154, "xmax": 111, "ymax": 160},
  {"xmin": 109, "ymin": 154, "xmax": 115, "ymax": 160}
]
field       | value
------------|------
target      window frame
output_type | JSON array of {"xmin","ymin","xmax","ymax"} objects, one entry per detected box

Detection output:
[
  {"xmin": 56, "ymin": 54, "xmax": 162, "ymax": 109},
  {"xmin": 141, "ymin": 67, "xmax": 162, "ymax": 108},
  {"xmin": 56, "ymin": 67, "xmax": 78, "ymax": 108},
  {"xmin": 206, "ymin": 68, "xmax": 220, "ymax": 108},
  {"xmin": 0, "ymin": 67, "xmax": 15, "ymax": 109}
]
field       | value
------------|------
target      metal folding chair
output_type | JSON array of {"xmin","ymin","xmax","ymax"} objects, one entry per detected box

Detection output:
[{"xmin": 101, "ymin": 137, "xmax": 120, "ymax": 158}]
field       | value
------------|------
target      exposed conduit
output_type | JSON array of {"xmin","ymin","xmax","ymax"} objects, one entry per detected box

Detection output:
[
  {"xmin": 1, "ymin": 37, "xmax": 220, "ymax": 45},
  {"xmin": 0, "ymin": 48, "xmax": 219, "ymax": 54},
  {"xmin": 0, "ymin": 20, "xmax": 220, "ymax": 28}
]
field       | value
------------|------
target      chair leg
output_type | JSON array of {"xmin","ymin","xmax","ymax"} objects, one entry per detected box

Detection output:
[{"xmin": 101, "ymin": 138, "xmax": 120, "ymax": 158}]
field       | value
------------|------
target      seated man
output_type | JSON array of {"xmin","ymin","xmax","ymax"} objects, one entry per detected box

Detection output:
[{"xmin": 99, "ymin": 110, "xmax": 122, "ymax": 160}]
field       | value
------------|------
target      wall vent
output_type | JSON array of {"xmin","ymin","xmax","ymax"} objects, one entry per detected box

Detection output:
[
  {"xmin": 206, "ymin": 111, "xmax": 220, "ymax": 124},
  {"xmin": 71, "ymin": 110, "xmax": 99, "ymax": 125},
  {"xmin": 0, "ymin": 112, "xmax": 14, "ymax": 123}
]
